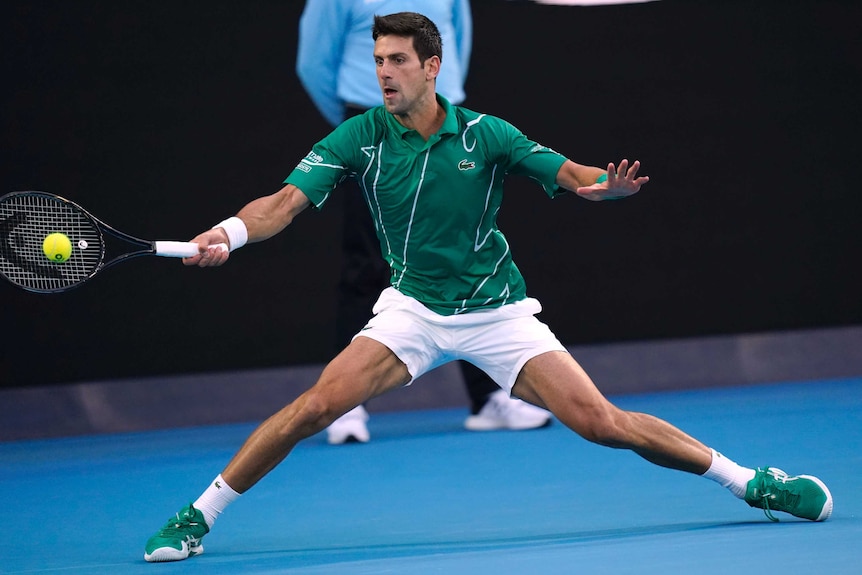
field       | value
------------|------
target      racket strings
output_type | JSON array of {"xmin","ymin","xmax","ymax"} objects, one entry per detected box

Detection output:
[{"xmin": 0, "ymin": 193, "xmax": 103, "ymax": 292}]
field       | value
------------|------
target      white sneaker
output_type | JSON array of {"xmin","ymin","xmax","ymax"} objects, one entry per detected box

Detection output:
[
  {"xmin": 464, "ymin": 390, "xmax": 552, "ymax": 431},
  {"xmin": 326, "ymin": 405, "xmax": 370, "ymax": 445}
]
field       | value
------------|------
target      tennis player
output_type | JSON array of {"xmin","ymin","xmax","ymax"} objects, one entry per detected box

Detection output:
[
  {"xmin": 297, "ymin": 0, "xmax": 552, "ymax": 444},
  {"xmin": 144, "ymin": 11, "xmax": 833, "ymax": 562}
]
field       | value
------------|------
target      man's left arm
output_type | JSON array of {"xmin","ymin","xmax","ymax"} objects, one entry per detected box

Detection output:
[
  {"xmin": 556, "ymin": 159, "xmax": 649, "ymax": 201},
  {"xmin": 453, "ymin": 0, "xmax": 473, "ymax": 79},
  {"xmin": 297, "ymin": 0, "xmax": 348, "ymax": 127}
]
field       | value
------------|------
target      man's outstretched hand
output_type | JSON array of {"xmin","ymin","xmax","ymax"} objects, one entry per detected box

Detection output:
[{"xmin": 577, "ymin": 159, "xmax": 649, "ymax": 201}]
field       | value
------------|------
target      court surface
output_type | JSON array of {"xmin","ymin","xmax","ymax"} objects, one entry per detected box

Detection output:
[{"xmin": 1, "ymin": 377, "xmax": 859, "ymax": 574}]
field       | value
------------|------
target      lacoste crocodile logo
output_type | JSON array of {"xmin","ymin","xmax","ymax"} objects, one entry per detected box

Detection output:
[{"xmin": 458, "ymin": 159, "xmax": 476, "ymax": 171}]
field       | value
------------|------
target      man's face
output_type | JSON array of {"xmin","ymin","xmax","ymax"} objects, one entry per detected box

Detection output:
[{"xmin": 373, "ymin": 34, "xmax": 438, "ymax": 116}]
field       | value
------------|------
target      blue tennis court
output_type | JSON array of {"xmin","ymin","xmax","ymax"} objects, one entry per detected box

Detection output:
[{"xmin": 1, "ymin": 377, "xmax": 859, "ymax": 574}]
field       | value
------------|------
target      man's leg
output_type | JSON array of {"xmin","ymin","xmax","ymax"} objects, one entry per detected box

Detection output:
[
  {"xmin": 334, "ymin": 188, "xmax": 390, "ymax": 353},
  {"xmin": 223, "ymin": 337, "xmax": 409, "ymax": 490},
  {"xmin": 511, "ymin": 350, "xmax": 833, "ymax": 520},
  {"xmin": 460, "ymin": 361, "xmax": 500, "ymax": 413},
  {"xmin": 511, "ymin": 350, "xmax": 710, "ymax": 472},
  {"xmin": 144, "ymin": 337, "xmax": 410, "ymax": 562},
  {"xmin": 328, "ymin": 183, "xmax": 391, "ymax": 444},
  {"xmin": 460, "ymin": 360, "xmax": 552, "ymax": 431}
]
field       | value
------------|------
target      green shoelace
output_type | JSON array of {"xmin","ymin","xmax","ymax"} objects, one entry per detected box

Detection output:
[{"xmin": 754, "ymin": 472, "xmax": 799, "ymax": 522}]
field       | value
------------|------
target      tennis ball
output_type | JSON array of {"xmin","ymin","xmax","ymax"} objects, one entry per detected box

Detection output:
[{"xmin": 43, "ymin": 232, "xmax": 73, "ymax": 263}]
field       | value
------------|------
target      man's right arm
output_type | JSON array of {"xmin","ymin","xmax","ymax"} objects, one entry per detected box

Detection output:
[
  {"xmin": 296, "ymin": 0, "xmax": 348, "ymax": 127},
  {"xmin": 235, "ymin": 184, "xmax": 312, "ymax": 242},
  {"xmin": 183, "ymin": 184, "xmax": 312, "ymax": 267}
]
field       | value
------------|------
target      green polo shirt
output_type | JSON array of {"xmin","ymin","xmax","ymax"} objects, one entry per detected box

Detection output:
[{"xmin": 285, "ymin": 95, "xmax": 568, "ymax": 315}]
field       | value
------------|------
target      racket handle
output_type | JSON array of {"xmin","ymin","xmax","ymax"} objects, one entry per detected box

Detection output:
[{"xmin": 154, "ymin": 241, "xmax": 229, "ymax": 258}]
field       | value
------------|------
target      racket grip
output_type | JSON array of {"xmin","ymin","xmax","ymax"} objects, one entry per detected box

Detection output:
[{"xmin": 154, "ymin": 241, "xmax": 229, "ymax": 258}]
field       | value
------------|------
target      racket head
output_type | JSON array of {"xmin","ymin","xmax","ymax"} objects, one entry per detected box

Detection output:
[{"xmin": 0, "ymin": 191, "xmax": 106, "ymax": 293}]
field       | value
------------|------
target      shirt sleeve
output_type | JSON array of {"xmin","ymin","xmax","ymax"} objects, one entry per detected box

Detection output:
[
  {"xmin": 283, "ymin": 120, "xmax": 359, "ymax": 209},
  {"xmin": 510, "ymin": 148, "xmax": 569, "ymax": 198},
  {"xmin": 488, "ymin": 118, "xmax": 568, "ymax": 198}
]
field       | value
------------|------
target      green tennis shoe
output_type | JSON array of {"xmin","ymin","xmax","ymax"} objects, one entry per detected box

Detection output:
[
  {"xmin": 744, "ymin": 467, "xmax": 833, "ymax": 522},
  {"xmin": 144, "ymin": 504, "xmax": 209, "ymax": 562}
]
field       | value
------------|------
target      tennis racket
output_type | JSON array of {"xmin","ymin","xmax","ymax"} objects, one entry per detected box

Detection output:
[{"xmin": 0, "ymin": 191, "xmax": 223, "ymax": 294}]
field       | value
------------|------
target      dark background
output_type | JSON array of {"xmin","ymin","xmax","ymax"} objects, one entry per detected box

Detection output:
[{"xmin": 2, "ymin": 0, "xmax": 860, "ymax": 388}]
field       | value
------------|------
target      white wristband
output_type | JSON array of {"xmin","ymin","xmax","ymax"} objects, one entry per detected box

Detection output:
[{"xmin": 212, "ymin": 216, "xmax": 248, "ymax": 252}]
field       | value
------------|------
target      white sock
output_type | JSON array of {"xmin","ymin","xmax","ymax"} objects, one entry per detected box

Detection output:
[
  {"xmin": 193, "ymin": 474, "xmax": 241, "ymax": 528},
  {"xmin": 701, "ymin": 449, "xmax": 756, "ymax": 498}
]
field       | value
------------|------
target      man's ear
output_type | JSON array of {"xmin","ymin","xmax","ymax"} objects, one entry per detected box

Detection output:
[{"xmin": 425, "ymin": 55, "xmax": 441, "ymax": 80}]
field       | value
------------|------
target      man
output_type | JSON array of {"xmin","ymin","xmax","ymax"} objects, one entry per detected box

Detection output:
[
  {"xmin": 297, "ymin": 0, "xmax": 551, "ymax": 445},
  {"xmin": 144, "ymin": 12, "xmax": 832, "ymax": 563}
]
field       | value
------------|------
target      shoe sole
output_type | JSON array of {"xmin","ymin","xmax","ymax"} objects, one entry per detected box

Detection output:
[
  {"xmin": 144, "ymin": 544, "xmax": 203, "ymax": 562},
  {"xmin": 464, "ymin": 417, "xmax": 551, "ymax": 431},
  {"xmin": 799, "ymin": 474, "xmax": 834, "ymax": 521},
  {"xmin": 327, "ymin": 427, "xmax": 370, "ymax": 445},
  {"xmin": 327, "ymin": 434, "xmax": 370, "ymax": 445}
]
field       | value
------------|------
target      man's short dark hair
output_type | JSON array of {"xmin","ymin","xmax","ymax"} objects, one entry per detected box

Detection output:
[{"xmin": 372, "ymin": 12, "xmax": 443, "ymax": 64}]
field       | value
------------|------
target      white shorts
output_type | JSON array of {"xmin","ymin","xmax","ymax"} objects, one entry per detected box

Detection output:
[{"xmin": 354, "ymin": 288, "xmax": 567, "ymax": 395}]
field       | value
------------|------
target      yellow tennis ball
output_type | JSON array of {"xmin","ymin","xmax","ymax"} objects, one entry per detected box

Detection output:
[{"xmin": 43, "ymin": 232, "xmax": 73, "ymax": 263}]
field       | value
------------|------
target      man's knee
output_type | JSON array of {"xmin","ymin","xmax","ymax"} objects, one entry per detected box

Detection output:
[
  {"xmin": 572, "ymin": 405, "xmax": 632, "ymax": 448},
  {"xmin": 279, "ymin": 389, "xmax": 348, "ymax": 438}
]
